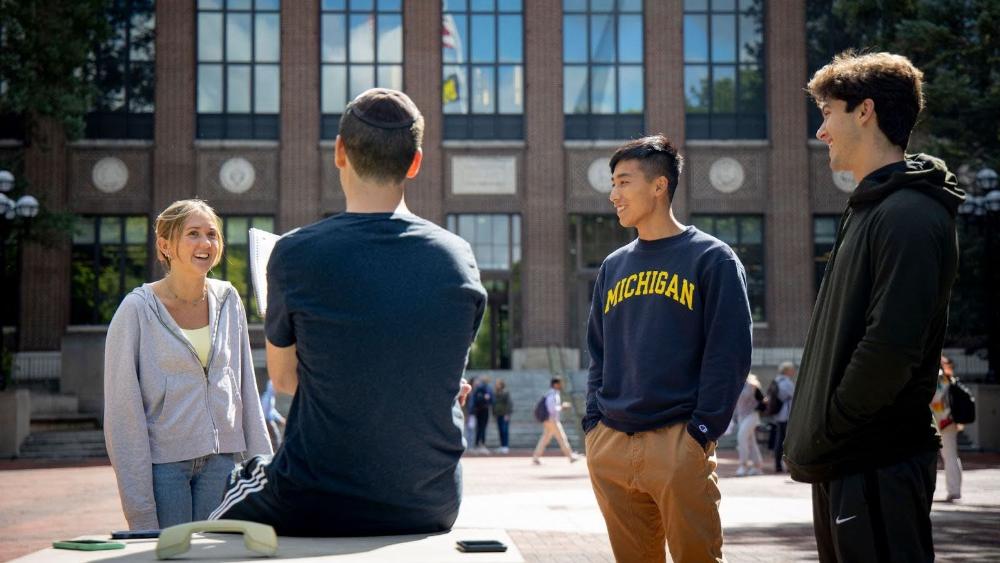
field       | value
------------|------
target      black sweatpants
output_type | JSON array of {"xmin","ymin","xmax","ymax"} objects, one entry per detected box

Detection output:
[
  {"xmin": 209, "ymin": 455, "xmax": 459, "ymax": 537},
  {"xmin": 812, "ymin": 450, "xmax": 937, "ymax": 563},
  {"xmin": 474, "ymin": 409, "xmax": 490, "ymax": 446}
]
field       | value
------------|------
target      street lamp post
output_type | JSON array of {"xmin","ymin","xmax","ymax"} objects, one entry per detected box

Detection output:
[
  {"xmin": 0, "ymin": 169, "xmax": 41, "ymax": 388},
  {"xmin": 958, "ymin": 166, "xmax": 1000, "ymax": 382}
]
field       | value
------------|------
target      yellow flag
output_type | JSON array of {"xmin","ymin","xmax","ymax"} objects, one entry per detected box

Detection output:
[{"xmin": 442, "ymin": 74, "xmax": 459, "ymax": 104}]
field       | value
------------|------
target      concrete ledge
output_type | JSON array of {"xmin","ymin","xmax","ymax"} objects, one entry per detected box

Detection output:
[
  {"xmin": 13, "ymin": 528, "xmax": 522, "ymax": 562},
  {"xmin": 0, "ymin": 389, "xmax": 31, "ymax": 457}
]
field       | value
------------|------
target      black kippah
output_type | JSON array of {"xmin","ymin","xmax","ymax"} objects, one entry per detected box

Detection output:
[{"xmin": 348, "ymin": 104, "xmax": 416, "ymax": 130}]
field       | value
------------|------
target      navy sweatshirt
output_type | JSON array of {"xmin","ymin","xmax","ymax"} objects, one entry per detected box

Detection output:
[{"xmin": 584, "ymin": 226, "xmax": 753, "ymax": 447}]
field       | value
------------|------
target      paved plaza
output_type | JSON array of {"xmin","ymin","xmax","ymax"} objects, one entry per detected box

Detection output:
[{"xmin": 1, "ymin": 451, "xmax": 998, "ymax": 562}]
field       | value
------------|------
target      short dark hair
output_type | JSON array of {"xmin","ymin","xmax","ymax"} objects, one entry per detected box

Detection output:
[
  {"xmin": 807, "ymin": 50, "xmax": 925, "ymax": 150},
  {"xmin": 338, "ymin": 88, "xmax": 425, "ymax": 184},
  {"xmin": 550, "ymin": 377, "xmax": 563, "ymax": 387},
  {"xmin": 609, "ymin": 135, "xmax": 684, "ymax": 202}
]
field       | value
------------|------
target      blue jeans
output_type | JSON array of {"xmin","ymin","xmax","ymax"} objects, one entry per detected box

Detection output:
[
  {"xmin": 152, "ymin": 454, "xmax": 236, "ymax": 528},
  {"xmin": 496, "ymin": 415, "xmax": 510, "ymax": 447}
]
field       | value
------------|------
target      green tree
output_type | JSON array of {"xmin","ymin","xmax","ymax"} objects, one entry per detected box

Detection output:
[
  {"xmin": 0, "ymin": 0, "xmax": 111, "ymax": 141},
  {"xmin": 808, "ymin": 0, "xmax": 1000, "ymax": 356}
]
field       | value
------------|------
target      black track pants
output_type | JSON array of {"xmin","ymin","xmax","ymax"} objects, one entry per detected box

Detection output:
[{"xmin": 812, "ymin": 450, "xmax": 937, "ymax": 562}]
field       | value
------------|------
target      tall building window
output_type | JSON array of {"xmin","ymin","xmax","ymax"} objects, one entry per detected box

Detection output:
[
  {"xmin": 567, "ymin": 214, "xmax": 634, "ymax": 354},
  {"xmin": 813, "ymin": 215, "xmax": 839, "ymax": 296},
  {"xmin": 71, "ymin": 216, "xmax": 149, "ymax": 325},
  {"xmin": 321, "ymin": 0, "xmax": 403, "ymax": 139},
  {"xmin": 690, "ymin": 214, "xmax": 765, "ymax": 321},
  {"xmin": 442, "ymin": 0, "xmax": 524, "ymax": 140},
  {"xmin": 446, "ymin": 213, "xmax": 521, "ymax": 369},
  {"xmin": 86, "ymin": 0, "xmax": 156, "ymax": 139},
  {"xmin": 197, "ymin": 0, "xmax": 281, "ymax": 139},
  {"xmin": 215, "ymin": 215, "xmax": 274, "ymax": 323},
  {"xmin": 563, "ymin": 0, "xmax": 644, "ymax": 140},
  {"xmin": 684, "ymin": 0, "xmax": 765, "ymax": 139}
]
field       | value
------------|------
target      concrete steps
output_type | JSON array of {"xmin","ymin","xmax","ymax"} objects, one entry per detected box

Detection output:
[
  {"xmin": 18, "ymin": 390, "xmax": 106, "ymax": 459},
  {"xmin": 18, "ymin": 429, "xmax": 107, "ymax": 459}
]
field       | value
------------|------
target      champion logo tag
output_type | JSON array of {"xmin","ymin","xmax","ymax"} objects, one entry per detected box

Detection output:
[{"xmin": 698, "ymin": 424, "xmax": 708, "ymax": 433}]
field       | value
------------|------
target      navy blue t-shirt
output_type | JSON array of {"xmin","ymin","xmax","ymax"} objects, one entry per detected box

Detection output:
[
  {"xmin": 264, "ymin": 211, "xmax": 486, "ymax": 529},
  {"xmin": 584, "ymin": 226, "xmax": 752, "ymax": 446}
]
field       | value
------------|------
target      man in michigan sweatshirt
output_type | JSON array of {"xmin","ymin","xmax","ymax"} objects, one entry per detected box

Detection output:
[{"xmin": 584, "ymin": 135, "xmax": 752, "ymax": 563}]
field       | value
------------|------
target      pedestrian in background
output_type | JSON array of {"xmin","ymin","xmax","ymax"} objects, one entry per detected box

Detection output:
[
  {"xmin": 492, "ymin": 378, "xmax": 512, "ymax": 454},
  {"xmin": 533, "ymin": 377, "xmax": 581, "ymax": 465},
  {"xmin": 733, "ymin": 374, "xmax": 765, "ymax": 476},
  {"xmin": 472, "ymin": 376, "xmax": 494, "ymax": 454},
  {"xmin": 931, "ymin": 355, "xmax": 963, "ymax": 501},
  {"xmin": 771, "ymin": 361, "xmax": 796, "ymax": 473},
  {"xmin": 104, "ymin": 199, "xmax": 272, "ymax": 530},
  {"xmin": 465, "ymin": 376, "xmax": 479, "ymax": 448}
]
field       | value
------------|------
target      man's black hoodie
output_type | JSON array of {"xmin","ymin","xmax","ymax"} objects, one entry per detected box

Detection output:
[{"xmin": 783, "ymin": 153, "xmax": 965, "ymax": 483}]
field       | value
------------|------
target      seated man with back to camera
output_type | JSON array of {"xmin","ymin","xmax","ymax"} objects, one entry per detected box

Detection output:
[{"xmin": 209, "ymin": 88, "xmax": 487, "ymax": 536}]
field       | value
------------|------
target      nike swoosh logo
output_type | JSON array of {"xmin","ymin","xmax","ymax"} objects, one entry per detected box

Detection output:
[{"xmin": 835, "ymin": 515, "xmax": 857, "ymax": 525}]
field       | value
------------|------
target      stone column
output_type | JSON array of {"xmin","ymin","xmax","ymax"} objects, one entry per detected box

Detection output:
[
  {"xmin": 403, "ymin": 1, "xmax": 444, "ymax": 225},
  {"xmin": 279, "ymin": 0, "xmax": 321, "ymax": 232},
  {"xmin": 645, "ymin": 0, "xmax": 688, "ymax": 219},
  {"xmin": 766, "ymin": 1, "xmax": 812, "ymax": 345},
  {"xmin": 520, "ymin": 0, "xmax": 567, "ymax": 352},
  {"xmin": 20, "ymin": 119, "xmax": 69, "ymax": 350},
  {"xmin": 152, "ymin": 2, "xmax": 196, "ymax": 212}
]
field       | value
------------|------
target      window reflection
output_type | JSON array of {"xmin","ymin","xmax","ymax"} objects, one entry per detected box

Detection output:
[
  {"xmin": 71, "ymin": 216, "xmax": 149, "ymax": 325},
  {"xmin": 321, "ymin": 0, "xmax": 403, "ymax": 136},
  {"xmin": 196, "ymin": 0, "xmax": 281, "ymax": 139},
  {"xmin": 442, "ymin": 0, "xmax": 523, "ymax": 138},
  {"xmin": 684, "ymin": 0, "xmax": 765, "ymax": 139},
  {"xmin": 691, "ymin": 215, "xmax": 766, "ymax": 321},
  {"xmin": 216, "ymin": 216, "xmax": 275, "ymax": 324},
  {"xmin": 563, "ymin": 0, "xmax": 644, "ymax": 139},
  {"xmin": 87, "ymin": 0, "xmax": 156, "ymax": 139}
]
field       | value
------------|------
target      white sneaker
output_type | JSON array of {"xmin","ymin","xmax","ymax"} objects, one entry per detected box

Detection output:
[
  {"xmin": 569, "ymin": 453, "xmax": 582, "ymax": 463},
  {"xmin": 498, "ymin": 447, "xmax": 509, "ymax": 454},
  {"xmin": 736, "ymin": 466, "xmax": 747, "ymax": 477},
  {"xmin": 532, "ymin": 458, "xmax": 541, "ymax": 465},
  {"xmin": 747, "ymin": 467, "xmax": 762, "ymax": 476}
]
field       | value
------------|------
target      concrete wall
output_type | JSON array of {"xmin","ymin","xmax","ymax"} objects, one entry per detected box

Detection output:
[
  {"xmin": 60, "ymin": 331, "xmax": 107, "ymax": 418},
  {"xmin": 0, "ymin": 390, "xmax": 31, "ymax": 457}
]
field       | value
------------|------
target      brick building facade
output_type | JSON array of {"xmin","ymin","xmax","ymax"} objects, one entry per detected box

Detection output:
[{"xmin": 4, "ymin": 1, "xmax": 853, "ymax": 369}]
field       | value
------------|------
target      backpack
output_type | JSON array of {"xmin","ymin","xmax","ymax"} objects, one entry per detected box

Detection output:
[
  {"xmin": 763, "ymin": 379, "xmax": 783, "ymax": 417},
  {"xmin": 949, "ymin": 379, "xmax": 976, "ymax": 424},
  {"xmin": 533, "ymin": 395, "xmax": 550, "ymax": 423}
]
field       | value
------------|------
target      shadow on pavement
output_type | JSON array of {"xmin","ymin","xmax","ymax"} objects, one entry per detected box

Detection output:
[{"xmin": 932, "ymin": 508, "xmax": 1000, "ymax": 561}]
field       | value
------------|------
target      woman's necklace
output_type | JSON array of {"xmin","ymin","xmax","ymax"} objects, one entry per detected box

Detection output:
[{"xmin": 164, "ymin": 279, "xmax": 208, "ymax": 306}]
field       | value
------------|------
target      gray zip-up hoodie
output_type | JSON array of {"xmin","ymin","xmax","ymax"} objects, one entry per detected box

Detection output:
[{"xmin": 103, "ymin": 279, "xmax": 272, "ymax": 529}]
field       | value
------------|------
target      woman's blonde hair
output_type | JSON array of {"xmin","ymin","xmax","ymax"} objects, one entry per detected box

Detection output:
[{"xmin": 154, "ymin": 199, "xmax": 224, "ymax": 273}]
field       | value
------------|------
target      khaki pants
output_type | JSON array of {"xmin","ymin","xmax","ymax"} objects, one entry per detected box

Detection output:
[
  {"xmin": 533, "ymin": 419, "xmax": 575, "ymax": 459},
  {"xmin": 586, "ymin": 421, "xmax": 724, "ymax": 563}
]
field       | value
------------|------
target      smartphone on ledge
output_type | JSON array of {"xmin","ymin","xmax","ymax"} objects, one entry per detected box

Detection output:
[
  {"xmin": 53, "ymin": 539, "xmax": 126, "ymax": 551},
  {"xmin": 111, "ymin": 530, "xmax": 160, "ymax": 539},
  {"xmin": 456, "ymin": 539, "xmax": 507, "ymax": 553}
]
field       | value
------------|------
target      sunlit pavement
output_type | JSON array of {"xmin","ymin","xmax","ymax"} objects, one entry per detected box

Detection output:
[{"xmin": 2, "ymin": 451, "xmax": 998, "ymax": 561}]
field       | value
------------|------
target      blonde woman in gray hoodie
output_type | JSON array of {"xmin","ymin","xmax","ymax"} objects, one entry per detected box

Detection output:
[{"xmin": 104, "ymin": 199, "xmax": 272, "ymax": 530}]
